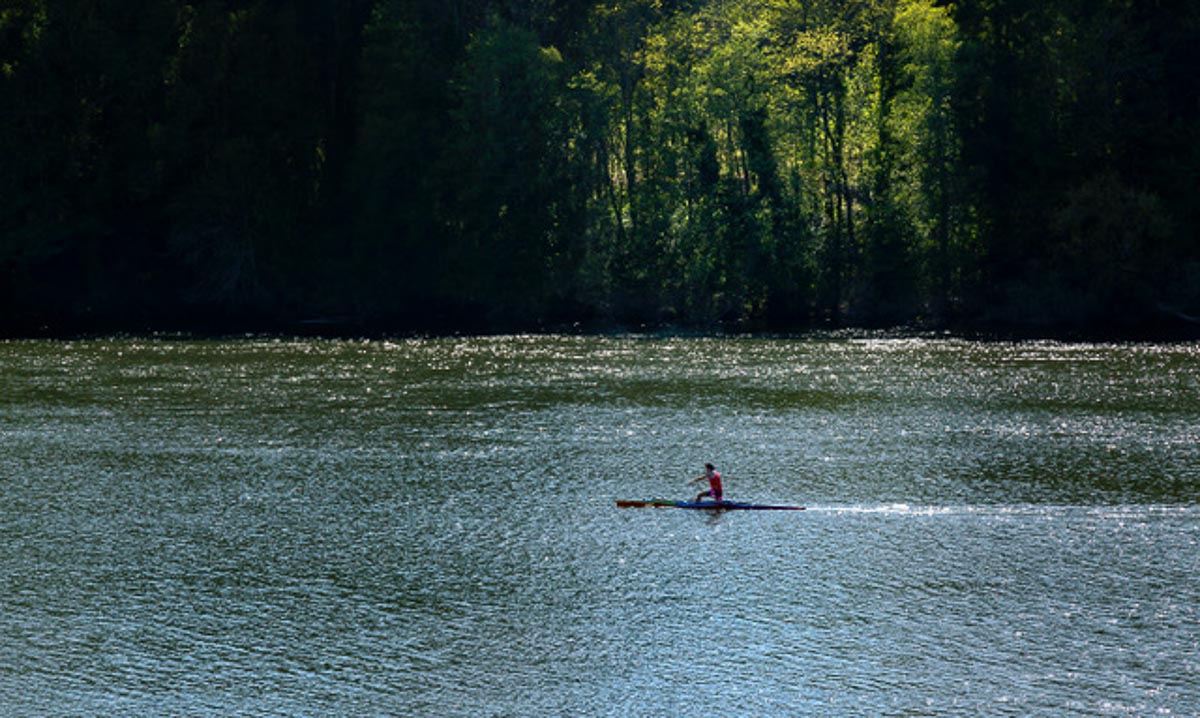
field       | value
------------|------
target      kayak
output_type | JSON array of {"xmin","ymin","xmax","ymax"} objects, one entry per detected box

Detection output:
[{"xmin": 617, "ymin": 499, "xmax": 805, "ymax": 511}]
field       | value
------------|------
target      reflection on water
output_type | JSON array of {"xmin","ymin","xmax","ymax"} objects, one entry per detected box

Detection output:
[{"xmin": 0, "ymin": 336, "xmax": 1197, "ymax": 715}]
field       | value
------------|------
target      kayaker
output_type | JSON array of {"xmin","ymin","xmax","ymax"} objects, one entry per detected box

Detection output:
[{"xmin": 690, "ymin": 462, "xmax": 724, "ymax": 503}]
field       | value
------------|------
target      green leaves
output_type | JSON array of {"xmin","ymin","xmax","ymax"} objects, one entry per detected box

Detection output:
[{"xmin": 1, "ymin": 0, "xmax": 1197, "ymax": 334}]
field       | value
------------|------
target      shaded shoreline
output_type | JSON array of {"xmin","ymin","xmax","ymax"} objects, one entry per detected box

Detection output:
[{"xmin": 5, "ymin": 311, "xmax": 1198, "ymax": 344}]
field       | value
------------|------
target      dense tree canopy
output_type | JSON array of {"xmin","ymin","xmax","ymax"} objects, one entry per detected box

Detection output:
[{"xmin": 2, "ymin": 0, "xmax": 1198, "ymax": 335}]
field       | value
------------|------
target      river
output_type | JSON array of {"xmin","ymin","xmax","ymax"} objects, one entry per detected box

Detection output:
[{"xmin": 1, "ymin": 335, "xmax": 1197, "ymax": 715}]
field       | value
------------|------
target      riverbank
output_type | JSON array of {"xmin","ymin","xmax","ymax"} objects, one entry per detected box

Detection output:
[{"xmin": 4, "ymin": 307, "xmax": 1199, "ymax": 343}]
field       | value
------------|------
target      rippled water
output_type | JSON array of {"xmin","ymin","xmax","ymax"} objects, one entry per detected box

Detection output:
[{"xmin": 1, "ymin": 336, "xmax": 1197, "ymax": 715}]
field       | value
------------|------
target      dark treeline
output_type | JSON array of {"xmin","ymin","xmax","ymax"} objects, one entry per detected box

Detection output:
[{"xmin": 3, "ymin": 0, "xmax": 1199, "ymax": 335}]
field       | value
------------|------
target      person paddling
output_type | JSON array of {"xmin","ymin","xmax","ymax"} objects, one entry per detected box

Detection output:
[{"xmin": 690, "ymin": 462, "xmax": 724, "ymax": 503}]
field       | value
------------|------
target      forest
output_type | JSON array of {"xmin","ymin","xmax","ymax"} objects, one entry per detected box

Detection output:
[{"xmin": 2, "ymin": 0, "xmax": 1199, "ymax": 335}]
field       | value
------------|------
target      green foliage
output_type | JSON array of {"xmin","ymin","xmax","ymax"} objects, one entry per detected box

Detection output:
[
  {"xmin": 342, "ymin": 0, "xmax": 457, "ymax": 321},
  {"xmin": 1, "ymin": 0, "xmax": 1197, "ymax": 334},
  {"xmin": 440, "ymin": 18, "xmax": 578, "ymax": 317},
  {"xmin": 1051, "ymin": 172, "xmax": 1172, "ymax": 325}
]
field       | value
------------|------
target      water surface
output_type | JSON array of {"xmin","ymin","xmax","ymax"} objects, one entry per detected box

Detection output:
[{"xmin": 1, "ymin": 336, "xmax": 1197, "ymax": 715}]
